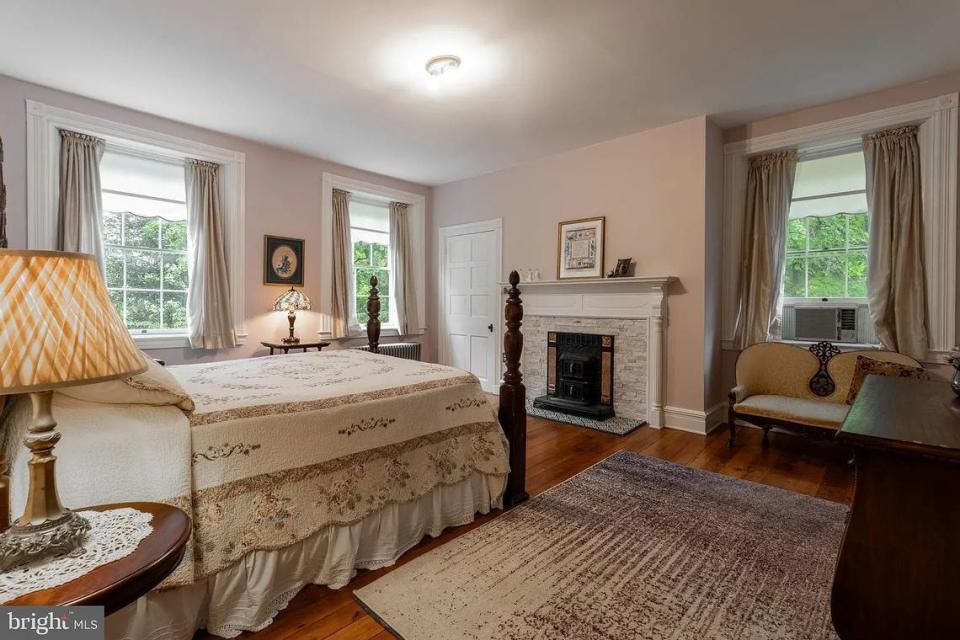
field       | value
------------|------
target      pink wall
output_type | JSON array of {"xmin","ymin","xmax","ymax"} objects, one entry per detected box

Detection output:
[
  {"xmin": 703, "ymin": 119, "xmax": 725, "ymax": 412},
  {"xmin": 0, "ymin": 73, "xmax": 433, "ymax": 365},
  {"xmin": 433, "ymin": 116, "xmax": 715, "ymax": 415},
  {"xmin": 724, "ymin": 69, "xmax": 960, "ymax": 143}
]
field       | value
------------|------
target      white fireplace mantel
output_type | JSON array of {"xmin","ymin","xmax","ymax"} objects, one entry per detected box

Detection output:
[
  {"xmin": 501, "ymin": 276, "xmax": 677, "ymax": 319},
  {"xmin": 504, "ymin": 275, "xmax": 677, "ymax": 428}
]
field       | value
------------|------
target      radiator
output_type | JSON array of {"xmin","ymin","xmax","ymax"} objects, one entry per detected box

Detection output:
[{"xmin": 355, "ymin": 342, "xmax": 421, "ymax": 361}]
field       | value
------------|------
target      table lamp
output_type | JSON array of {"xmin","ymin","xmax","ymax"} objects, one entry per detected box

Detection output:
[
  {"xmin": 273, "ymin": 287, "xmax": 311, "ymax": 344},
  {"xmin": 0, "ymin": 250, "xmax": 147, "ymax": 569}
]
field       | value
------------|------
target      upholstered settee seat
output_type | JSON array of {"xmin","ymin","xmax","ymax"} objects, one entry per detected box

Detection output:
[{"xmin": 734, "ymin": 394, "xmax": 850, "ymax": 430}]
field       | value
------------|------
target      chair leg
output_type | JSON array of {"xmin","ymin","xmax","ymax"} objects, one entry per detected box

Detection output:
[
  {"xmin": 727, "ymin": 403, "xmax": 737, "ymax": 448},
  {"xmin": 762, "ymin": 427, "xmax": 771, "ymax": 448}
]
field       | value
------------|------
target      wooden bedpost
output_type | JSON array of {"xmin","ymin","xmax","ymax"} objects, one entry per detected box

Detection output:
[
  {"xmin": 367, "ymin": 275, "xmax": 381, "ymax": 354},
  {"xmin": 499, "ymin": 270, "xmax": 528, "ymax": 508}
]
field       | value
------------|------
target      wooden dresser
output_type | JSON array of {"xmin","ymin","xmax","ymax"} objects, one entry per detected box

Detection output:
[{"xmin": 832, "ymin": 376, "xmax": 960, "ymax": 640}]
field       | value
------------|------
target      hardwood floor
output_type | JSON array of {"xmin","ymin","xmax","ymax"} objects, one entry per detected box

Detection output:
[{"xmin": 195, "ymin": 402, "xmax": 854, "ymax": 640}]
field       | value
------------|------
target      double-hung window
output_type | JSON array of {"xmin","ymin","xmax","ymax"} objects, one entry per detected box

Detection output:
[
  {"xmin": 783, "ymin": 151, "xmax": 869, "ymax": 300},
  {"xmin": 101, "ymin": 150, "xmax": 189, "ymax": 334},
  {"xmin": 349, "ymin": 197, "xmax": 397, "ymax": 329}
]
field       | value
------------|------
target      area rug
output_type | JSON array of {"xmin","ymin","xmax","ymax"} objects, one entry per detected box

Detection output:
[
  {"xmin": 526, "ymin": 400, "xmax": 645, "ymax": 435},
  {"xmin": 355, "ymin": 451, "xmax": 846, "ymax": 640}
]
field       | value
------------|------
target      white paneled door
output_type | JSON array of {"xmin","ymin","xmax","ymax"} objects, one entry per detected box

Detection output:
[{"xmin": 440, "ymin": 220, "xmax": 502, "ymax": 393}]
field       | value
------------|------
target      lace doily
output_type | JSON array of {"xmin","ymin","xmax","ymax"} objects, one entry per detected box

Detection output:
[{"xmin": 0, "ymin": 507, "xmax": 154, "ymax": 601}]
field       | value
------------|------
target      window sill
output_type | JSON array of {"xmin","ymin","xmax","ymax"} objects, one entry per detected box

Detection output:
[
  {"xmin": 777, "ymin": 339, "xmax": 881, "ymax": 351},
  {"xmin": 721, "ymin": 338, "xmax": 880, "ymax": 352},
  {"xmin": 318, "ymin": 328, "xmax": 425, "ymax": 341},
  {"xmin": 131, "ymin": 331, "xmax": 247, "ymax": 350}
]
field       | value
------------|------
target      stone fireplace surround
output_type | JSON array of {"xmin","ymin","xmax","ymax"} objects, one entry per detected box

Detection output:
[{"xmin": 511, "ymin": 277, "xmax": 676, "ymax": 427}]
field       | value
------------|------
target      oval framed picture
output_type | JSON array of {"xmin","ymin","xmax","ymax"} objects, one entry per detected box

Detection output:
[{"xmin": 264, "ymin": 235, "xmax": 304, "ymax": 285}]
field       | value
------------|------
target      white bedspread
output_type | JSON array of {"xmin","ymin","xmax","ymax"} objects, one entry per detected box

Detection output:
[{"xmin": 166, "ymin": 349, "xmax": 508, "ymax": 580}]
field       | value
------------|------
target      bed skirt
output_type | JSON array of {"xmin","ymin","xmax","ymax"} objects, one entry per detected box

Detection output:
[{"xmin": 106, "ymin": 471, "xmax": 505, "ymax": 639}]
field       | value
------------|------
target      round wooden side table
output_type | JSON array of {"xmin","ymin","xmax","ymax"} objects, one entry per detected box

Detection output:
[{"xmin": 6, "ymin": 502, "xmax": 190, "ymax": 615}]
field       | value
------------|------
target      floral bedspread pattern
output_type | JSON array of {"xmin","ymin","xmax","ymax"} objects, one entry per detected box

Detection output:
[{"xmin": 168, "ymin": 350, "xmax": 508, "ymax": 580}]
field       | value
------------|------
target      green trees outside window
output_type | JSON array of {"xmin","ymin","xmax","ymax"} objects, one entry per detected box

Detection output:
[
  {"xmin": 784, "ymin": 212, "xmax": 868, "ymax": 299},
  {"xmin": 353, "ymin": 240, "xmax": 390, "ymax": 325},
  {"xmin": 104, "ymin": 210, "xmax": 189, "ymax": 330}
]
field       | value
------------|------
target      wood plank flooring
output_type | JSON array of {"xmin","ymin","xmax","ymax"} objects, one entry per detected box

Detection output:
[{"xmin": 195, "ymin": 402, "xmax": 854, "ymax": 640}]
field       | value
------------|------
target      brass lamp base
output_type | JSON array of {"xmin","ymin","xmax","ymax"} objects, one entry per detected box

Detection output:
[
  {"xmin": 0, "ymin": 390, "xmax": 91, "ymax": 570},
  {"xmin": 0, "ymin": 510, "xmax": 90, "ymax": 570},
  {"xmin": 282, "ymin": 309, "xmax": 300, "ymax": 343}
]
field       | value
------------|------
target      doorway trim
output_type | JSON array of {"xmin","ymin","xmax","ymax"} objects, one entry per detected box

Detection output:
[{"xmin": 437, "ymin": 218, "xmax": 503, "ymax": 392}]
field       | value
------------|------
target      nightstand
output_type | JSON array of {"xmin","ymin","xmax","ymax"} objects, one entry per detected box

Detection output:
[
  {"xmin": 261, "ymin": 340, "xmax": 331, "ymax": 355},
  {"xmin": 5, "ymin": 502, "xmax": 190, "ymax": 615}
]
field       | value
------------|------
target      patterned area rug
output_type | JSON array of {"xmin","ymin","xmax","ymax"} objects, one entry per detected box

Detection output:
[
  {"xmin": 355, "ymin": 451, "xmax": 846, "ymax": 640},
  {"xmin": 526, "ymin": 400, "xmax": 645, "ymax": 436}
]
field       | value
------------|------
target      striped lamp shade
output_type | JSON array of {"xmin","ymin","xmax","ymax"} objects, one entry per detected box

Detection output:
[{"xmin": 0, "ymin": 250, "xmax": 147, "ymax": 394}]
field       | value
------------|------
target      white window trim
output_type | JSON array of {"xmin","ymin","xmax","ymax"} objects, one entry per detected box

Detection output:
[
  {"xmin": 26, "ymin": 100, "xmax": 246, "ymax": 349},
  {"xmin": 320, "ymin": 173, "xmax": 426, "ymax": 339},
  {"xmin": 721, "ymin": 93, "xmax": 958, "ymax": 363}
]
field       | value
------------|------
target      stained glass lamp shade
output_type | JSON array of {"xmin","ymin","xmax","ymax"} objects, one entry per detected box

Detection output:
[
  {"xmin": 0, "ymin": 250, "xmax": 147, "ymax": 568},
  {"xmin": 273, "ymin": 287, "xmax": 312, "ymax": 344}
]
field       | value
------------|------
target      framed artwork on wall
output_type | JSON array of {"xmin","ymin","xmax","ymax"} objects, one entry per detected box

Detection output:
[
  {"xmin": 557, "ymin": 216, "xmax": 605, "ymax": 279},
  {"xmin": 264, "ymin": 235, "xmax": 305, "ymax": 285}
]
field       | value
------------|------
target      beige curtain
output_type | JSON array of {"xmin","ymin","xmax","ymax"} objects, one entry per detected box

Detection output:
[
  {"xmin": 864, "ymin": 126, "xmax": 928, "ymax": 360},
  {"xmin": 331, "ymin": 188, "xmax": 352, "ymax": 338},
  {"xmin": 389, "ymin": 201, "xmax": 418, "ymax": 335},
  {"xmin": 57, "ymin": 130, "xmax": 106, "ymax": 267},
  {"xmin": 733, "ymin": 150, "xmax": 797, "ymax": 349},
  {"xmin": 185, "ymin": 159, "xmax": 237, "ymax": 349}
]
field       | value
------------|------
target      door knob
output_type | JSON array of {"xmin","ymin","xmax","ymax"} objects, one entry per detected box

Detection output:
[{"xmin": 488, "ymin": 323, "xmax": 494, "ymax": 332}]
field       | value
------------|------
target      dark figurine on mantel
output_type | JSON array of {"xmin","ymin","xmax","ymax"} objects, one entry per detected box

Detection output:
[{"xmin": 607, "ymin": 258, "xmax": 632, "ymax": 278}]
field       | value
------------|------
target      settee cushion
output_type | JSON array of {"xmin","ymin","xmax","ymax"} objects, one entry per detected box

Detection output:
[{"xmin": 734, "ymin": 394, "xmax": 851, "ymax": 430}]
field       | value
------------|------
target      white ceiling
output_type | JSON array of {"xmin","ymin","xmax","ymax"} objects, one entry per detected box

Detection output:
[{"xmin": 2, "ymin": 0, "xmax": 959, "ymax": 185}]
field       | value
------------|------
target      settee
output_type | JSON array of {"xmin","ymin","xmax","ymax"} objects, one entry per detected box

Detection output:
[{"xmin": 728, "ymin": 341, "xmax": 923, "ymax": 447}]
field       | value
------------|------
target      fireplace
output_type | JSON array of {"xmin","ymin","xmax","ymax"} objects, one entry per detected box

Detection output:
[{"xmin": 533, "ymin": 331, "xmax": 614, "ymax": 420}]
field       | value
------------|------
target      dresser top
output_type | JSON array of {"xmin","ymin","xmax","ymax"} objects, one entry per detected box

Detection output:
[{"xmin": 838, "ymin": 376, "xmax": 960, "ymax": 462}]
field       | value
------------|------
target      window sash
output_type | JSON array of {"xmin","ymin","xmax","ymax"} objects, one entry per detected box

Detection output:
[
  {"xmin": 784, "ymin": 213, "xmax": 868, "ymax": 299},
  {"xmin": 103, "ymin": 209, "xmax": 189, "ymax": 332},
  {"xmin": 349, "ymin": 223, "xmax": 396, "ymax": 330}
]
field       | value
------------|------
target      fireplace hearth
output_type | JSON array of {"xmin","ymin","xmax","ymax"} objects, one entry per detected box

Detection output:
[{"xmin": 533, "ymin": 331, "xmax": 614, "ymax": 420}]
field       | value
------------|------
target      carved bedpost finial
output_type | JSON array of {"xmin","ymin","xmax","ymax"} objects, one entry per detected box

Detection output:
[
  {"xmin": 503, "ymin": 270, "xmax": 524, "ymax": 387},
  {"xmin": 367, "ymin": 275, "xmax": 381, "ymax": 354},
  {"xmin": 499, "ymin": 269, "xmax": 528, "ymax": 507}
]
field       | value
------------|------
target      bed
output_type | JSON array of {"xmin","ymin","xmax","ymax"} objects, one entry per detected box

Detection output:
[{"xmin": 0, "ymin": 274, "xmax": 530, "ymax": 640}]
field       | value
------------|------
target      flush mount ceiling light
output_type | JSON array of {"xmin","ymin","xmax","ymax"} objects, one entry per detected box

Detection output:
[{"xmin": 425, "ymin": 55, "xmax": 461, "ymax": 77}]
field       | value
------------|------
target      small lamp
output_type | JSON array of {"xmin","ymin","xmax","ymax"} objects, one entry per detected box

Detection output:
[
  {"xmin": 0, "ymin": 250, "xmax": 147, "ymax": 569},
  {"xmin": 273, "ymin": 287, "xmax": 312, "ymax": 344}
]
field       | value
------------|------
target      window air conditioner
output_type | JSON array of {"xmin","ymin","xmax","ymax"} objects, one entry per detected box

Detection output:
[{"xmin": 781, "ymin": 303, "xmax": 875, "ymax": 344}]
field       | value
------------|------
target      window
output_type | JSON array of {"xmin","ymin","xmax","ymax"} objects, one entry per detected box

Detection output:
[
  {"xmin": 349, "ymin": 198, "xmax": 395, "ymax": 327},
  {"xmin": 101, "ymin": 150, "xmax": 189, "ymax": 333},
  {"xmin": 784, "ymin": 151, "xmax": 869, "ymax": 299}
]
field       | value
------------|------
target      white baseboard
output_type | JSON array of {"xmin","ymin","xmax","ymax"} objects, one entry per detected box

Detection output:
[{"xmin": 663, "ymin": 403, "xmax": 727, "ymax": 435}]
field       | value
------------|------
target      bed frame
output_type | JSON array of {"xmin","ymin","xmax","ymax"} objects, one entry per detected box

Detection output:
[
  {"xmin": 363, "ymin": 271, "xmax": 529, "ymax": 508},
  {"xmin": 0, "ymin": 273, "xmax": 529, "ymax": 533}
]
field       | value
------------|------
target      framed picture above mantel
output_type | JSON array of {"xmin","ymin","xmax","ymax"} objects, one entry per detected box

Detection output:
[
  {"xmin": 557, "ymin": 216, "xmax": 605, "ymax": 279},
  {"xmin": 264, "ymin": 235, "xmax": 305, "ymax": 286}
]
